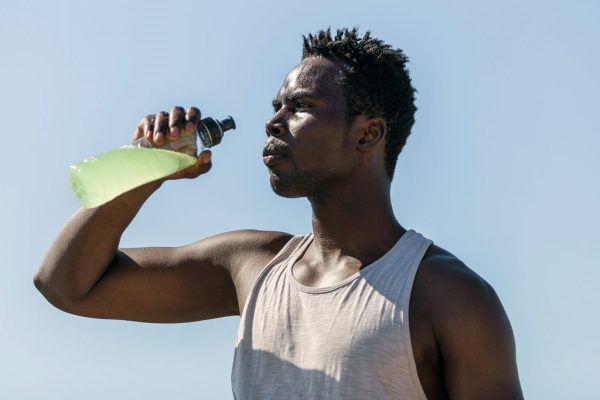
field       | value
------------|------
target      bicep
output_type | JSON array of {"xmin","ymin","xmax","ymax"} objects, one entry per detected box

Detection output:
[{"xmin": 68, "ymin": 242, "xmax": 239, "ymax": 323}]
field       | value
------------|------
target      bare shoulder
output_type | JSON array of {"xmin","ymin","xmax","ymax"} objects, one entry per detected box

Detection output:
[
  {"xmin": 180, "ymin": 229, "xmax": 293, "ymax": 267},
  {"xmin": 181, "ymin": 229, "xmax": 294, "ymax": 310},
  {"xmin": 413, "ymin": 244, "xmax": 510, "ymax": 343},
  {"xmin": 411, "ymin": 244, "xmax": 523, "ymax": 399},
  {"xmin": 415, "ymin": 244, "xmax": 500, "ymax": 313}
]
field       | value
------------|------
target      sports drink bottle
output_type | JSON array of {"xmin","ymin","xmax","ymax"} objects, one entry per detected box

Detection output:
[{"xmin": 69, "ymin": 116, "xmax": 235, "ymax": 208}]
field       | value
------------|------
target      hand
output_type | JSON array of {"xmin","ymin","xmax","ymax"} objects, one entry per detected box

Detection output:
[
  {"xmin": 132, "ymin": 106, "xmax": 212, "ymax": 181},
  {"xmin": 133, "ymin": 105, "xmax": 202, "ymax": 146}
]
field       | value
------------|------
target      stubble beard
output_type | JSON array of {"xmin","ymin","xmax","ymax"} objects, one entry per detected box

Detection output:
[{"xmin": 269, "ymin": 168, "xmax": 321, "ymax": 198}]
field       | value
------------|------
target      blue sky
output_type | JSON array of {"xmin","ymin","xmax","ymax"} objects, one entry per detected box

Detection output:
[{"xmin": 1, "ymin": 0, "xmax": 598, "ymax": 398}]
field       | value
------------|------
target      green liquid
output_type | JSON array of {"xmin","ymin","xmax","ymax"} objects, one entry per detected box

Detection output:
[{"xmin": 69, "ymin": 147, "xmax": 196, "ymax": 208}]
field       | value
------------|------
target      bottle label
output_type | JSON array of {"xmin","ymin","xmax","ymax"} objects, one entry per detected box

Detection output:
[{"xmin": 130, "ymin": 132, "xmax": 198, "ymax": 156}]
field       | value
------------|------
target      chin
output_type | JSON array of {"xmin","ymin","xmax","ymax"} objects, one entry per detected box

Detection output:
[
  {"xmin": 269, "ymin": 176, "xmax": 307, "ymax": 198},
  {"xmin": 268, "ymin": 170, "xmax": 316, "ymax": 198}
]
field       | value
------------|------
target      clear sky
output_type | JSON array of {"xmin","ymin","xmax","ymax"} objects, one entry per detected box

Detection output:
[{"xmin": 1, "ymin": 0, "xmax": 598, "ymax": 398}]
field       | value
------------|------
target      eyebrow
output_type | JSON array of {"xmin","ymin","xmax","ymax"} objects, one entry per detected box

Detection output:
[
  {"xmin": 287, "ymin": 90, "xmax": 316, "ymax": 101},
  {"xmin": 272, "ymin": 90, "xmax": 317, "ymax": 110}
]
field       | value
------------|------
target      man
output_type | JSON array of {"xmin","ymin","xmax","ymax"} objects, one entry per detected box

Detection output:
[{"xmin": 35, "ymin": 29, "xmax": 524, "ymax": 399}]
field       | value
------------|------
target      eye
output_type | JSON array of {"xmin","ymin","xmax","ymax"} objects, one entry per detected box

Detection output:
[
  {"xmin": 295, "ymin": 101, "xmax": 311, "ymax": 109},
  {"xmin": 272, "ymin": 100, "xmax": 282, "ymax": 113}
]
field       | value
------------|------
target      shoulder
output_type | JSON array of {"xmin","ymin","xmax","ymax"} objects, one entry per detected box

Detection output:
[
  {"xmin": 414, "ymin": 244, "xmax": 501, "ymax": 316},
  {"xmin": 413, "ymin": 246, "xmax": 523, "ymax": 398},
  {"xmin": 411, "ymin": 243, "xmax": 512, "ymax": 349},
  {"xmin": 183, "ymin": 229, "xmax": 294, "ymax": 263},
  {"xmin": 184, "ymin": 229, "xmax": 295, "ymax": 311},
  {"xmin": 413, "ymin": 243, "xmax": 514, "ymax": 356},
  {"xmin": 411, "ymin": 245, "xmax": 522, "ymax": 398}
]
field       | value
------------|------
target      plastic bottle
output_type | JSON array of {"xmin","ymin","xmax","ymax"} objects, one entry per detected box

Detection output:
[{"xmin": 69, "ymin": 116, "xmax": 235, "ymax": 208}]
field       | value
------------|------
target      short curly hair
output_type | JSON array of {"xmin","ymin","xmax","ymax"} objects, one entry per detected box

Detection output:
[{"xmin": 302, "ymin": 28, "xmax": 417, "ymax": 180}]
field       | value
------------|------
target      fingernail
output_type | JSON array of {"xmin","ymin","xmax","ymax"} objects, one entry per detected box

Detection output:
[{"xmin": 185, "ymin": 122, "xmax": 195, "ymax": 131}]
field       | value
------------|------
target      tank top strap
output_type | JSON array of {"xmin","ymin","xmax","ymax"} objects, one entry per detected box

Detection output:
[{"xmin": 238, "ymin": 233, "xmax": 311, "ymax": 318}]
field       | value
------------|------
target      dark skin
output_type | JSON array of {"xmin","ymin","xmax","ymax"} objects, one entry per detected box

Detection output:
[{"xmin": 35, "ymin": 57, "xmax": 523, "ymax": 399}]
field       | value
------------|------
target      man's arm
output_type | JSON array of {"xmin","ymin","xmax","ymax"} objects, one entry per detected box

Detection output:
[
  {"xmin": 35, "ymin": 170, "xmax": 291, "ymax": 323},
  {"xmin": 34, "ymin": 106, "xmax": 292, "ymax": 323},
  {"xmin": 418, "ymin": 254, "xmax": 524, "ymax": 399}
]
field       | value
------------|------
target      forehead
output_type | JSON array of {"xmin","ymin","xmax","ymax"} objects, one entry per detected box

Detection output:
[{"xmin": 277, "ymin": 57, "xmax": 342, "ymax": 99}]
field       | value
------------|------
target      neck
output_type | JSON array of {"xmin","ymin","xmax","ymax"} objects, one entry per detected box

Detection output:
[{"xmin": 307, "ymin": 177, "xmax": 405, "ymax": 265}]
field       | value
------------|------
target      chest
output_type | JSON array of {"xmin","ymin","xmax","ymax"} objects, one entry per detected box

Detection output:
[
  {"xmin": 248, "ymin": 275, "xmax": 413, "ymax": 373},
  {"xmin": 233, "ymin": 236, "xmax": 435, "ymax": 399}
]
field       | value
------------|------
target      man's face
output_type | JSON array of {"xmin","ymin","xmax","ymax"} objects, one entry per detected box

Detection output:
[{"xmin": 264, "ymin": 57, "xmax": 360, "ymax": 198}]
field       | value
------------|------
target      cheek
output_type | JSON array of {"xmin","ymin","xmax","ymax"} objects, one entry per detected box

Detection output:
[
  {"xmin": 288, "ymin": 113, "xmax": 318, "ymax": 138},
  {"xmin": 287, "ymin": 111, "xmax": 349, "ymax": 163},
  {"xmin": 289, "ymin": 110, "xmax": 345, "ymax": 142}
]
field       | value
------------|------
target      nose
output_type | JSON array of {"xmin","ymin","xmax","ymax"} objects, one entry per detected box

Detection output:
[{"xmin": 265, "ymin": 118, "xmax": 286, "ymax": 137}]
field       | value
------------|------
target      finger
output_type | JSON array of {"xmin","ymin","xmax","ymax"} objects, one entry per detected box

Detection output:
[
  {"xmin": 199, "ymin": 149, "xmax": 212, "ymax": 165},
  {"xmin": 132, "ymin": 118, "xmax": 145, "ymax": 140},
  {"xmin": 168, "ymin": 106, "xmax": 185, "ymax": 141},
  {"xmin": 143, "ymin": 115, "xmax": 155, "ymax": 142},
  {"xmin": 166, "ymin": 150, "xmax": 212, "ymax": 180},
  {"xmin": 196, "ymin": 158, "xmax": 212, "ymax": 175},
  {"xmin": 182, "ymin": 150, "xmax": 212, "ymax": 178},
  {"xmin": 183, "ymin": 106, "xmax": 202, "ymax": 135},
  {"xmin": 153, "ymin": 111, "xmax": 169, "ymax": 146},
  {"xmin": 189, "ymin": 151, "xmax": 213, "ymax": 176}
]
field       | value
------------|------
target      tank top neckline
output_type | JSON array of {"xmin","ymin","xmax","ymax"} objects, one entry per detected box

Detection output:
[{"xmin": 286, "ymin": 229, "xmax": 417, "ymax": 294}]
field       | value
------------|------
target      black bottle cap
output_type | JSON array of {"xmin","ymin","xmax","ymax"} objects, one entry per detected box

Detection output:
[
  {"xmin": 220, "ymin": 116, "xmax": 236, "ymax": 132},
  {"xmin": 198, "ymin": 116, "xmax": 236, "ymax": 148}
]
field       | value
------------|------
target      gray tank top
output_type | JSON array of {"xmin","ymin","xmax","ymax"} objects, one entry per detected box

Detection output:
[{"xmin": 232, "ymin": 230, "xmax": 433, "ymax": 399}]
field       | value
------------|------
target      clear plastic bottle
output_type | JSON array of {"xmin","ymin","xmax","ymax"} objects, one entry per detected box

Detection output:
[{"xmin": 69, "ymin": 116, "xmax": 235, "ymax": 208}]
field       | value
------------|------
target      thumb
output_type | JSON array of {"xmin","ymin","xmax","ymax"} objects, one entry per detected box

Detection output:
[
  {"xmin": 185, "ymin": 150, "xmax": 212, "ymax": 178},
  {"xmin": 164, "ymin": 150, "xmax": 212, "ymax": 181}
]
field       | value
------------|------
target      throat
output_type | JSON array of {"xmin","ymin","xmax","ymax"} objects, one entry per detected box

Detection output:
[
  {"xmin": 300, "ymin": 183, "xmax": 406, "ymax": 288},
  {"xmin": 308, "ymin": 186, "xmax": 402, "ymax": 256}
]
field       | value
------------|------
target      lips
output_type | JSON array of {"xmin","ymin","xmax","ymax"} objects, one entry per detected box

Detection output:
[
  {"xmin": 263, "ymin": 154, "xmax": 287, "ymax": 167},
  {"xmin": 263, "ymin": 142, "xmax": 290, "ymax": 166}
]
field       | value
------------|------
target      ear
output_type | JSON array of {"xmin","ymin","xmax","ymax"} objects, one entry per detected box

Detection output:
[{"xmin": 356, "ymin": 117, "xmax": 387, "ymax": 152}]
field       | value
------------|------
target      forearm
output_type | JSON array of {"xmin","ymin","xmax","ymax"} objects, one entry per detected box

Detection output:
[{"xmin": 34, "ymin": 181, "xmax": 162, "ymax": 307}]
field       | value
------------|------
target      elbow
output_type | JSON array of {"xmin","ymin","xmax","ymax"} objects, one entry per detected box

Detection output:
[
  {"xmin": 33, "ymin": 268, "xmax": 73, "ymax": 312},
  {"xmin": 33, "ymin": 268, "xmax": 49, "ymax": 296}
]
